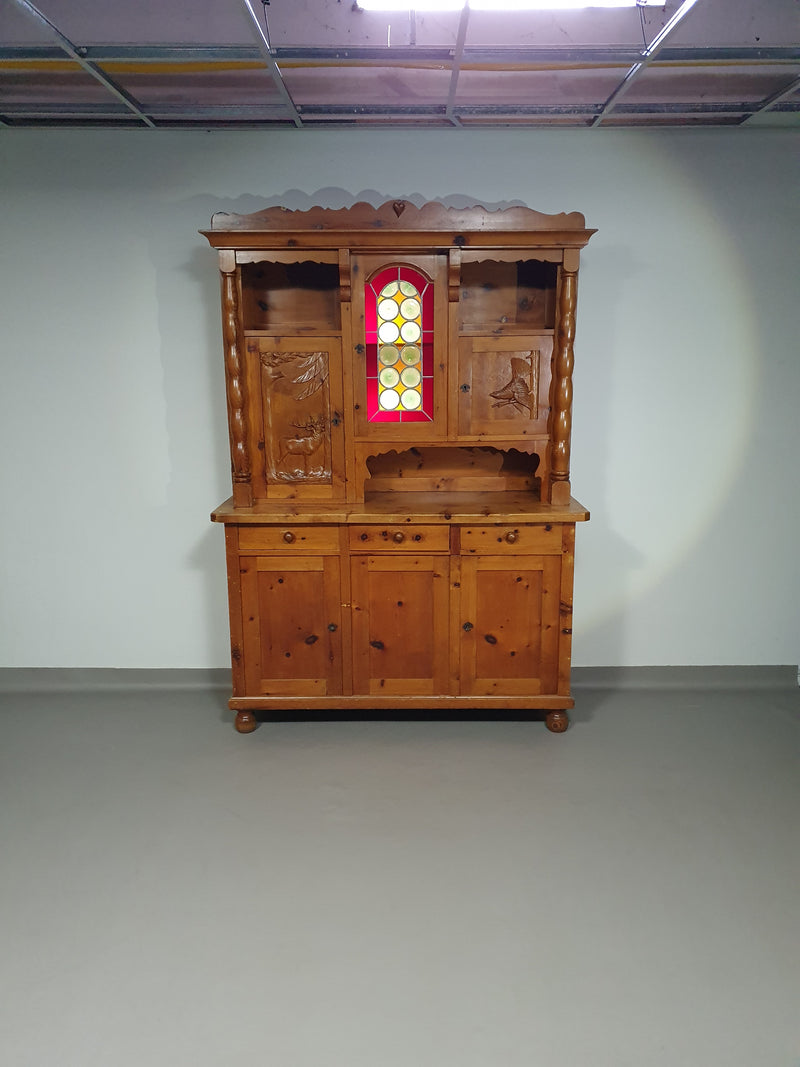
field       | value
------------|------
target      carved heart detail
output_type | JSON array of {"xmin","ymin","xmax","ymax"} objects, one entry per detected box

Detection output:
[{"xmin": 392, "ymin": 201, "xmax": 406, "ymax": 217}]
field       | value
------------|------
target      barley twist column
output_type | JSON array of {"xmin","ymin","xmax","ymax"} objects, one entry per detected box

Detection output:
[
  {"xmin": 549, "ymin": 259, "xmax": 578, "ymax": 505},
  {"xmin": 220, "ymin": 259, "xmax": 252, "ymax": 507}
]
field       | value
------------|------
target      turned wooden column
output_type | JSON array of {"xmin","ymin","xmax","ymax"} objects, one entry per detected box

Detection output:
[
  {"xmin": 219, "ymin": 251, "xmax": 252, "ymax": 508},
  {"xmin": 549, "ymin": 249, "xmax": 579, "ymax": 505}
]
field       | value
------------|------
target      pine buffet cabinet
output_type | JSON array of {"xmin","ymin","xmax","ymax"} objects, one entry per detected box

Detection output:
[{"xmin": 202, "ymin": 202, "xmax": 594, "ymax": 733}]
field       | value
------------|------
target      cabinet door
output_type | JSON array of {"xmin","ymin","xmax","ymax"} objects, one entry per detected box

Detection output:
[
  {"xmin": 350, "ymin": 254, "xmax": 448, "ymax": 440},
  {"xmin": 459, "ymin": 554, "xmax": 561, "ymax": 696},
  {"xmin": 350, "ymin": 554, "xmax": 451, "ymax": 697},
  {"xmin": 457, "ymin": 334, "xmax": 553, "ymax": 438},
  {"xmin": 244, "ymin": 336, "xmax": 346, "ymax": 501},
  {"xmin": 240, "ymin": 555, "xmax": 343, "ymax": 697}
]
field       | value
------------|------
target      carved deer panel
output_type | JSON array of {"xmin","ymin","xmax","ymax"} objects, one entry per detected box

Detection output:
[{"xmin": 259, "ymin": 347, "xmax": 331, "ymax": 483}]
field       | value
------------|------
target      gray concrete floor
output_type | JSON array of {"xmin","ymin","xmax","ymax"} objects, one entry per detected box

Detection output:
[{"xmin": 0, "ymin": 670, "xmax": 797, "ymax": 1067}]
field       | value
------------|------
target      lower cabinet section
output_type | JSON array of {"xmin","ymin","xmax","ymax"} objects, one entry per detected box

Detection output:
[{"xmin": 224, "ymin": 517, "xmax": 579, "ymax": 729}]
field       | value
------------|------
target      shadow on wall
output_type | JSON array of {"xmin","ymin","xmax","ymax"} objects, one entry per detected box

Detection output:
[{"xmin": 200, "ymin": 188, "xmax": 530, "ymax": 216}]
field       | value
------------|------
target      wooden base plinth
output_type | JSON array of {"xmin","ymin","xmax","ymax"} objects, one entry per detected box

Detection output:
[
  {"xmin": 229, "ymin": 696, "xmax": 573, "ymax": 734},
  {"xmin": 230, "ymin": 694, "xmax": 574, "ymax": 713}
]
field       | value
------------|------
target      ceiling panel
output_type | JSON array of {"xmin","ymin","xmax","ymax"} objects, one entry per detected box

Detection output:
[
  {"xmin": 455, "ymin": 66, "xmax": 630, "ymax": 107},
  {"xmin": 459, "ymin": 112, "xmax": 595, "ymax": 126},
  {"xmin": 600, "ymin": 110, "xmax": 743, "ymax": 124},
  {"xmin": 109, "ymin": 64, "xmax": 283, "ymax": 109},
  {"xmin": 667, "ymin": 0, "xmax": 800, "ymax": 47},
  {"xmin": 282, "ymin": 63, "xmax": 452, "ymax": 107},
  {"xmin": 3, "ymin": 0, "xmax": 255, "ymax": 46},
  {"xmin": 1, "ymin": 0, "xmax": 798, "ymax": 129},
  {"xmin": 623, "ymin": 63, "xmax": 800, "ymax": 104}
]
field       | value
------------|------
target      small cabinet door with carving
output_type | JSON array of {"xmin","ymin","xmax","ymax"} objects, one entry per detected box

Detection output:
[
  {"xmin": 244, "ymin": 336, "xmax": 346, "ymax": 501},
  {"xmin": 457, "ymin": 334, "xmax": 553, "ymax": 439},
  {"xmin": 458, "ymin": 551, "xmax": 561, "ymax": 697},
  {"xmin": 240, "ymin": 554, "xmax": 343, "ymax": 697}
]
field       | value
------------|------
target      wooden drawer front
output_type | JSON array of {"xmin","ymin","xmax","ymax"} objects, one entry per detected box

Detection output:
[
  {"xmin": 348, "ymin": 525, "xmax": 450, "ymax": 553},
  {"xmin": 460, "ymin": 524, "xmax": 562, "ymax": 555},
  {"xmin": 238, "ymin": 525, "xmax": 340, "ymax": 554}
]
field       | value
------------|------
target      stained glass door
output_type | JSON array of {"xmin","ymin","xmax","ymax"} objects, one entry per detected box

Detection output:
[{"xmin": 351, "ymin": 254, "xmax": 448, "ymax": 440}]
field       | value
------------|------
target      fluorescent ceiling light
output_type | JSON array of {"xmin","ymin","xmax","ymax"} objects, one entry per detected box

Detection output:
[{"xmin": 359, "ymin": 1, "xmax": 662, "ymax": 10}]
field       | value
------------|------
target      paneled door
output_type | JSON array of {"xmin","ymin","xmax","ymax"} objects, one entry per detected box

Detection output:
[
  {"xmin": 350, "ymin": 553, "xmax": 451, "ymax": 697},
  {"xmin": 240, "ymin": 554, "xmax": 343, "ymax": 697},
  {"xmin": 459, "ymin": 553, "xmax": 561, "ymax": 696}
]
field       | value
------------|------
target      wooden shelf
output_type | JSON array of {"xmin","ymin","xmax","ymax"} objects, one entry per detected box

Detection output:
[{"xmin": 211, "ymin": 492, "xmax": 589, "ymax": 525}]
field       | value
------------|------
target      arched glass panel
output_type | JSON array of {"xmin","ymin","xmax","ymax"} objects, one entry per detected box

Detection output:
[{"xmin": 365, "ymin": 265, "xmax": 433, "ymax": 423}]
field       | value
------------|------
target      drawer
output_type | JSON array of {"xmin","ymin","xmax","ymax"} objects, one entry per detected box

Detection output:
[
  {"xmin": 460, "ymin": 524, "xmax": 562, "ymax": 555},
  {"xmin": 238, "ymin": 525, "xmax": 340, "ymax": 554},
  {"xmin": 348, "ymin": 524, "xmax": 450, "ymax": 553}
]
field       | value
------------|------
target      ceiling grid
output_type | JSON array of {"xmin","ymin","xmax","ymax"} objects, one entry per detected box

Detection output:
[{"xmin": 1, "ymin": 0, "xmax": 797, "ymax": 129}]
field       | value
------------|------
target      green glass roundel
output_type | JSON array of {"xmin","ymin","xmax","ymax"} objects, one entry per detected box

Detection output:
[
  {"xmin": 400, "ymin": 297, "xmax": 420, "ymax": 320},
  {"xmin": 379, "ymin": 367, "xmax": 400, "ymax": 388},
  {"xmin": 400, "ymin": 345, "xmax": 420, "ymax": 366}
]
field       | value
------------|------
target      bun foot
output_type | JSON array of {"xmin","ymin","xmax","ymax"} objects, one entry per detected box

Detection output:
[
  {"xmin": 234, "ymin": 710, "xmax": 258, "ymax": 734},
  {"xmin": 545, "ymin": 710, "xmax": 569, "ymax": 733}
]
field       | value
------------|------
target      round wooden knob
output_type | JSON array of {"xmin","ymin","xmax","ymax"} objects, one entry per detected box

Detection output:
[
  {"xmin": 283, "ymin": 531, "xmax": 295, "ymax": 544},
  {"xmin": 505, "ymin": 531, "xmax": 518, "ymax": 544},
  {"xmin": 393, "ymin": 531, "xmax": 405, "ymax": 544}
]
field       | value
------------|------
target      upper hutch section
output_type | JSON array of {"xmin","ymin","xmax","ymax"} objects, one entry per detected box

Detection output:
[{"xmin": 202, "ymin": 201, "xmax": 594, "ymax": 510}]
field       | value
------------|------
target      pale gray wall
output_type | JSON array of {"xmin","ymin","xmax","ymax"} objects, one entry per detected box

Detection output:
[{"xmin": 1, "ymin": 127, "xmax": 797, "ymax": 668}]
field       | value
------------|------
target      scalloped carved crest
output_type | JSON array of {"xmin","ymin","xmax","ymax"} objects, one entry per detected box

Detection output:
[{"xmin": 210, "ymin": 200, "xmax": 587, "ymax": 233}]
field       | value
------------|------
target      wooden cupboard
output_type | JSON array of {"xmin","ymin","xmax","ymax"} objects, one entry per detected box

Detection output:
[{"xmin": 203, "ymin": 201, "xmax": 594, "ymax": 732}]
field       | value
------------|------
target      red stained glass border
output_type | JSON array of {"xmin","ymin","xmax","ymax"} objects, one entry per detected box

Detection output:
[{"xmin": 365, "ymin": 265, "xmax": 433, "ymax": 424}]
